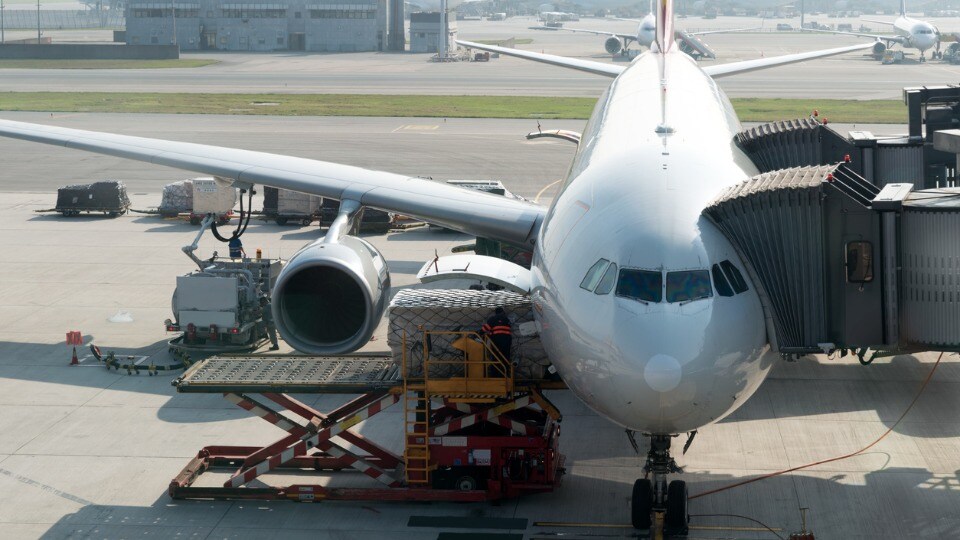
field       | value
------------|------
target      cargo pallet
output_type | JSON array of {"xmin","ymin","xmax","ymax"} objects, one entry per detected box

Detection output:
[{"xmin": 169, "ymin": 332, "xmax": 566, "ymax": 503}]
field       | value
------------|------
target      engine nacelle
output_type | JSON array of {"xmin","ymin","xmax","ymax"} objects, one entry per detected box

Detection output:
[
  {"xmin": 604, "ymin": 36, "xmax": 624, "ymax": 55},
  {"xmin": 872, "ymin": 41, "xmax": 887, "ymax": 56},
  {"xmin": 272, "ymin": 235, "xmax": 390, "ymax": 354}
]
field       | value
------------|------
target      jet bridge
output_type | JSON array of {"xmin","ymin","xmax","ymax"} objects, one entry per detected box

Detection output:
[
  {"xmin": 676, "ymin": 30, "xmax": 716, "ymax": 59},
  {"xmin": 703, "ymin": 161, "xmax": 960, "ymax": 358}
]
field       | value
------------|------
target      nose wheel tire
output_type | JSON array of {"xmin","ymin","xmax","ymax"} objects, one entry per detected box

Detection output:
[
  {"xmin": 631, "ymin": 478, "xmax": 653, "ymax": 530},
  {"xmin": 665, "ymin": 480, "xmax": 689, "ymax": 535}
]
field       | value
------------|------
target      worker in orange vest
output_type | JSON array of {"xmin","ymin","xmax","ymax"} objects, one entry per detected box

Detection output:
[{"xmin": 481, "ymin": 307, "xmax": 513, "ymax": 376}]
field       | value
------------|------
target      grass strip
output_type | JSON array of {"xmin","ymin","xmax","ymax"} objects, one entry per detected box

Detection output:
[
  {"xmin": 0, "ymin": 59, "xmax": 219, "ymax": 69},
  {"xmin": 0, "ymin": 92, "xmax": 906, "ymax": 123}
]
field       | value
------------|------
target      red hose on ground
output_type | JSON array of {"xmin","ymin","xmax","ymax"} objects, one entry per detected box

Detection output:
[{"xmin": 689, "ymin": 351, "xmax": 945, "ymax": 500}]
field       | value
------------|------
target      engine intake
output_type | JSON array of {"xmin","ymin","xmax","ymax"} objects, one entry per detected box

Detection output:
[
  {"xmin": 605, "ymin": 36, "xmax": 624, "ymax": 55},
  {"xmin": 272, "ymin": 235, "xmax": 390, "ymax": 354},
  {"xmin": 872, "ymin": 41, "xmax": 887, "ymax": 56}
]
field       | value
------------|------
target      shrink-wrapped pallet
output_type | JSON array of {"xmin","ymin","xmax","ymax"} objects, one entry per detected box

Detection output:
[
  {"xmin": 192, "ymin": 177, "xmax": 237, "ymax": 215},
  {"xmin": 159, "ymin": 179, "xmax": 194, "ymax": 215},
  {"xmin": 277, "ymin": 189, "xmax": 321, "ymax": 215},
  {"xmin": 387, "ymin": 289, "xmax": 550, "ymax": 379}
]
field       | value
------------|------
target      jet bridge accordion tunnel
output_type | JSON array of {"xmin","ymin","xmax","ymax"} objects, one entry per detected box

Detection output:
[{"xmin": 703, "ymin": 123, "xmax": 960, "ymax": 359}]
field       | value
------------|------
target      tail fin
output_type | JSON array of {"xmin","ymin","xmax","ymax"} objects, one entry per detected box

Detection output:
[
  {"xmin": 900, "ymin": 0, "xmax": 906, "ymax": 16},
  {"xmin": 654, "ymin": 0, "xmax": 674, "ymax": 53}
]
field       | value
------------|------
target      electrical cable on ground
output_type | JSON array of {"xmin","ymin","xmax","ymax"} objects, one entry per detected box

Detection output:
[
  {"xmin": 689, "ymin": 351, "xmax": 945, "ymax": 501},
  {"xmin": 689, "ymin": 513, "xmax": 785, "ymax": 540}
]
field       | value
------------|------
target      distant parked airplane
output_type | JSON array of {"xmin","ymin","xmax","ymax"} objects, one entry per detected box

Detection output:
[{"xmin": 812, "ymin": 0, "xmax": 940, "ymax": 62}]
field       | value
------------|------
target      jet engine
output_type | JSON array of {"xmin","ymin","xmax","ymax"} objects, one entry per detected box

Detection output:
[
  {"xmin": 872, "ymin": 41, "xmax": 886, "ymax": 57},
  {"xmin": 271, "ymin": 235, "xmax": 390, "ymax": 355},
  {"xmin": 605, "ymin": 36, "xmax": 624, "ymax": 55}
]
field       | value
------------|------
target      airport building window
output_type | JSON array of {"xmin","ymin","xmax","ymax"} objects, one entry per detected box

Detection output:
[
  {"xmin": 665, "ymin": 270, "xmax": 712, "ymax": 303},
  {"xmin": 131, "ymin": 5, "xmax": 198, "ymax": 17},
  {"xmin": 711, "ymin": 264, "xmax": 734, "ymax": 297},
  {"xmin": 616, "ymin": 269, "xmax": 662, "ymax": 303},
  {"xmin": 594, "ymin": 263, "xmax": 617, "ymax": 295},
  {"xmin": 277, "ymin": 37, "xmax": 284, "ymax": 45},
  {"xmin": 719, "ymin": 260, "xmax": 748, "ymax": 293},
  {"xmin": 221, "ymin": 4, "xmax": 287, "ymax": 18},
  {"xmin": 580, "ymin": 259, "xmax": 609, "ymax": 292},
  {"xmin": 845, "ymin": 241, "xmax": 874, "ymax": 283}
]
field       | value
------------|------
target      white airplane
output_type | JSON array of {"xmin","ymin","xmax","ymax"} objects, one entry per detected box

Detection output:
[
  {"xmin": 0, "ymin": 0, "xmax": 872, "ymax": 531},
  {"xmin": 541, "ymin": 12, "xmax": 753, "ymax": 57},
  {"xmin": 813, "ymin": 0, "xmax": 940, "ymax": 62}
]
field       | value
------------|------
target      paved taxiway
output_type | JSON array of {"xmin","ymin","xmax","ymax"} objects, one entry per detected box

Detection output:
[
  {"xmin": 2, "ymin": 112, "xmax": 960, "ymax": 539},
  {"xmin": 3, "ymin": 17, "xmax": 960, "ymax": 98}
]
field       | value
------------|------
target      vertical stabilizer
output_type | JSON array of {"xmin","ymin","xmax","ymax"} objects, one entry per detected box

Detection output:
[{"xmin": 654, "ymin": 0, "xmax": 675, "ymax": 53}]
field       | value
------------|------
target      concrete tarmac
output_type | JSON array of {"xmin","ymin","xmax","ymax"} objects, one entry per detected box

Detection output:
[
  {"xmin": 1, "ymin": 112, "xmax": 960, "ymax": 539},
  {"xmin": 2, "ymin": 17, "xmax": 960, "ymax": 98}
]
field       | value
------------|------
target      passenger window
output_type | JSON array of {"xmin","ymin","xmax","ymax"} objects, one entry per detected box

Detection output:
[
  {"xmin": 846, "ymin": 241, "xmax": 874, "ymax": 283},
  {"xmin": 594, "ymin": 263, "xmax": 617, "ymax": 295},
  {"xmin": 580, "ymin": 259, "xmax": 610, "ymax": 291},
  {"xmin": 720, "ymin": 260, "xmax": 749, "ymax": 294},
  {"xmin": 616, "ymin": 269, "xmax": 662, "ymax": 303},
  {"xmin": 665, "ymin": 270, "xmax": 713, "ymax": 303},
  {"xmin": 712, "ymin": 264, "xmax": 734, "ymax": 297}
]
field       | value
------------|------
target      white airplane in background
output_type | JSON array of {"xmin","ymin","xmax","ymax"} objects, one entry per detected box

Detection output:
[
  {"xmin": 0, "ymin": 0, "xmax": 872, "ymax": 531},
  {"xmin": 541, "ymin": 11, "xmax": 754, "ymax": 57},
  {"xmin": 813, "ymin": 0, "xmax": 940, "ymax": 61}
]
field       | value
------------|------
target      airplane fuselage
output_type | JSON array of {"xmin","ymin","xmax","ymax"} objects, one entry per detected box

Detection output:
[
  {"xmin": 894, "ymin": 15, "xmax": 938, "ymax": 52},
  {"xmin": 530, "ymin": 49, "xmax": 777, "ymax": 435},
  {"xmin": 636, "ymin": 14, "xmax": 657, "ymax": 48}
]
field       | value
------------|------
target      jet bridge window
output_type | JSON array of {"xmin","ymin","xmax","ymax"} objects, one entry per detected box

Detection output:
[
  {"xmin": 846, "ymin": 241, "xmax": 874, "ymax": 283},
  {"xmin": 665, "ymin": 270, "xmax": 712, "ymax": 303},
  {"xmin": 616, "ymin": 269, "xmax": 662, "ymax": 303},
  {"xmin": 580, "ymin": 259, "xmax": 610, "ymax": 292},
  {"xmin": 719, "ymin": 260, "xmax": 749, "ymax": 294}
]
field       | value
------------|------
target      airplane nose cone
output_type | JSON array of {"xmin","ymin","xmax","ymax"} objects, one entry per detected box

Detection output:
[{"xmin": 643, "ymin": 353, "xmax": 682, "ymax": 392}]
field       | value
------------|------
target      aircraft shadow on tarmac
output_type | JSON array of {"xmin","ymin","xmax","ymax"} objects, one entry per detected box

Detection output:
[{"xmin": 26, "ymin": 466, "xmax": 960, "ymax": 538}]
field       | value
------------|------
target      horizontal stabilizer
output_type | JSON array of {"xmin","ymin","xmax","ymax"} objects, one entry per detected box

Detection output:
[{"xmin": 456, "ymin": 40, "xmax": 624, "ymax": 78}]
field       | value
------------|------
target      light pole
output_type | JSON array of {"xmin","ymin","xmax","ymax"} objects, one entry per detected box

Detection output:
[
  {"xmin": 37, "ymin": 0, "xmax": 40, "ymax": 43},
  {"xmin": 171, "ymin": 0, "xmax": 177, "ymax": 45},
  {"xmin": 2, "ymin": 0, "xmax": 5, "ymax": 44}
]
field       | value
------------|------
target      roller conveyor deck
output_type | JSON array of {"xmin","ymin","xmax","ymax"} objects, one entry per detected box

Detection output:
[{"xmin": 173, "ymin": 353, "xmax": 401, "ymax": 394}]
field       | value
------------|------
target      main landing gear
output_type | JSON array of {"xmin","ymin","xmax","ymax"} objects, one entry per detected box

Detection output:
[{"xmin": 629, "ymin": 433, "xmax": 689, "ymax": 535}]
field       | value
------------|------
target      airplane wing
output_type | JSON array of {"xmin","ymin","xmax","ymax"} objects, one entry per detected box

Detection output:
[
  {"xmin": 804, "ymin": 28, "xmax": 905, "ymax": 44},
  {"xmin": 456, "ymin": 40, "xmax": 625, "ymax": 77},
  {"xmin": 559, "ymin": 27, "xmax": 637, "ymax": 43},
  {"xmin": 703, "ymin": 41, "xmax": 876, "ymax": 78},
  {"xmin": 862, "ymin": 18, "xmax": 896, "ymax": 26},
  {"xmin": 689, "ymin": 27, "xmax": 762, "ymax": 35},
  {"xmin": 0, "ymin": 119, "xmax": 545, "ymax": 246}
]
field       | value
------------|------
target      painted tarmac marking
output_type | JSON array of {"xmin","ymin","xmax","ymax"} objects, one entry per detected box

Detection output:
[
  {"xmin": 0, "ymin": 468, "xmax": 95, "ymax": 506},
  {"xmin": 392, "ymin": 124, "xmax": 439, "ymax": 132},
  {"xmin": 534, "ymin": 179, "xmax": 562, "ymax": 203}
]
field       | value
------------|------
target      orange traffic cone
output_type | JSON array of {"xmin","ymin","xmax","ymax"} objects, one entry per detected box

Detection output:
[{"xmin": 70, "ymin": 346, "xmax": 79, "ymax": 366}]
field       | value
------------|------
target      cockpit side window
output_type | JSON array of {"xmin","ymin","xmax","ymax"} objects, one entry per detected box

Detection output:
[
  {"xmin": 616, "ymin": 269, "xmax": 662, "ymax": 303},
  {"xmin": 720, "ymin": 260, "xmax": 749, "ymax": 294},
  {"xmin": 580, "ymin": 259, "xmax": 610, "ymax": 291},
  {"xmin": 594, "ymin": 263, "xmax": 617, "ymax": 295},
  {"xmin": 712, "ymin": 264, "xmax": 734, "ymax": 297},
  {"xmin": 665, "ymin": 270, "xmax": 713, "ymax": 303}
]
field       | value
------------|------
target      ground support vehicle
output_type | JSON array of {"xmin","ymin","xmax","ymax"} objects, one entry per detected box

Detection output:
[{"xmin": 169, "ymin": 330, "xmax": 566, "ymax": 503}]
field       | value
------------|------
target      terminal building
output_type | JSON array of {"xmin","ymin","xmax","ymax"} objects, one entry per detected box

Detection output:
[
  {"xmin": 125, "ymin": 0, "xmax": 404, "ymax": 51},
  {"xmin": 408, "ymin": 11, "xmax": 456, "ymax": 53}
]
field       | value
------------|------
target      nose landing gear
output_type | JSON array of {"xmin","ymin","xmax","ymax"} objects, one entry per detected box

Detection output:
[{"xmin": 631, "ymin": 434, "xmax": 689, "ymax": 535}]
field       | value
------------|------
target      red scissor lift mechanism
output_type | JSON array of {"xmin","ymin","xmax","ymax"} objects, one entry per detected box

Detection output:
[{"xmin": 169, "ymin": 332, "xmax": 566, "ymax": 503}]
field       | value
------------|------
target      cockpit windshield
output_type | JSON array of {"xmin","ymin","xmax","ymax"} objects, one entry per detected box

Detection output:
[
  {"xmin": 616, "ymin": 269, "xmax": 662, "ymax": 303},
  {"xmin": 665, "ymin": 270, "xmax": 713, "ymax": 303}
]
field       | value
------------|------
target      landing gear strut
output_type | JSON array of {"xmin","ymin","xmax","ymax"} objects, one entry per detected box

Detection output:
[{"xmin": 631, "ymin": 434, "xmax": 689, "ymax": 535}]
